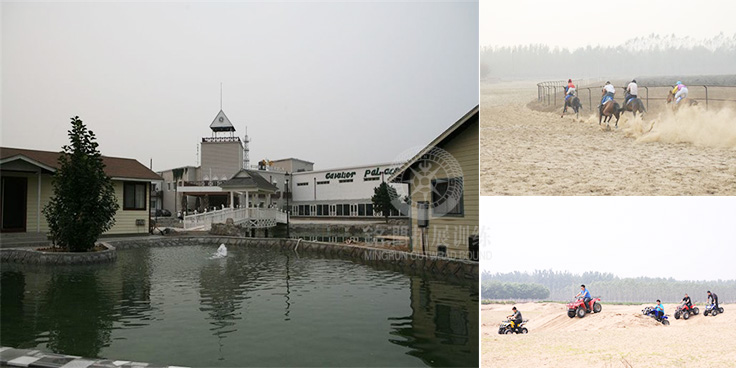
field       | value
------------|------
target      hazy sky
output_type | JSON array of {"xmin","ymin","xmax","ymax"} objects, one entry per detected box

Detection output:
[
  {"xmin": 481, "ymin": 197, "xmax": 736, "ymax": 281},
  {"xmin": 2, "ymin": 1, "xmax": 478, "ymax": 172},
  {"xmin": 480, "ymin": 0, "xmax": 736, "ymax": 49}
]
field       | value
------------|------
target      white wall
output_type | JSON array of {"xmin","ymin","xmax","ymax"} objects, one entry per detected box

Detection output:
[{"xmin": 290, "ymin": 163, "xmax": 407, "ymax": 203}]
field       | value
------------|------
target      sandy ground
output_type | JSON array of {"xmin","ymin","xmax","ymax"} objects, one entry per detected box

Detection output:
[
  {"xmin": 480, "ymin": 81, "xmax": 736, "ymax": 195},
  {"xmin": 482, "ymin": 302, "xmax": 736, "ymax": 368}
]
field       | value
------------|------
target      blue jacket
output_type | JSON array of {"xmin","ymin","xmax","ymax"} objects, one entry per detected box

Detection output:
[
  {"xmin": 655, "ymin": 304, "xmax": 664, "ymax": 312},
  {"xmin": 580, "ymin": 289, "xmax": 591, "ymax": 299}
]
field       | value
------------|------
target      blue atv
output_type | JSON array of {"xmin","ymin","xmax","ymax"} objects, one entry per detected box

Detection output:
[
  {"xmin": 642, "ymin": 306, "xmax": 670, "ymax": 325},
  {"xmin": 704, "ymin": 304, "xmax": 724, "ymax": 316}
]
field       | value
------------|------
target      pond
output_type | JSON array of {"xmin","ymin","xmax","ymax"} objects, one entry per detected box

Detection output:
[{"xmin": 1, "ymin": 244, "xmax": 477, "ymax": 367}]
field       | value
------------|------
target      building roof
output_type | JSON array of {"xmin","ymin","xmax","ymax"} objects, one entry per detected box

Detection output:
[
  {"xmin": 209, "ymin": 110, "xmax": 236, "ymax": 132},
  {"xmin": 0, "ymin": 147, "xmax": 163, "ymax": 181},
  {"xmin": 389, "ymin": 105, "xmax": 479, "ymax": 183},
  {"xmin": 272, "ymin": 157, "xmax": 315, "ymax": 164},
  {"xmin": 219, "ymin": 169, "xmax": 278, "ymax": 193}
]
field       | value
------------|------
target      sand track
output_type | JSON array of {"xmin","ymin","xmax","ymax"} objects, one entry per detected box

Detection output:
[
  {"xmin": 482, "ymin": 302, "xmax": 736, "ymax": 368},
  {"xmin": 480, "ymin": 82, "xmax": 736, "ymax": 195}
]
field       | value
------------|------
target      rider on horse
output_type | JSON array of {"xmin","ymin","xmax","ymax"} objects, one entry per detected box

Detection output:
[
  {"xmin": 625, "ymin": 79, "xmax": 638, "ymax": 106},
  {"xmin": 565, "ymin": 79, "xmax": 576, "ymax": 101},
  {"xmin": 672, "ymin": 81, "xmax": 688, "ymax": 105},
  {"xmin": 600, "ymin": 81, "xmax": 615, "ymax": 115}
]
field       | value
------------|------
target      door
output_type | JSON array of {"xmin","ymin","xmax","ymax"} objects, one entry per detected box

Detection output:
[{"xmin": 1, "ymin": 176, "xmax": 28, "ymax": 232}]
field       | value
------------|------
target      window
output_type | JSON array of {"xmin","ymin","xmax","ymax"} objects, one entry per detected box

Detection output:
[
  {"xmin": 316, "ymin": 204, "xmax": 329, "ymax": 216},
  {"xmin": 358, "ymin": 204, "xmax": 365, "ymax": 216},
  {"xmin": 366, "ymin": 203, "xmax": 374, "ymax": 217},
  {"xmin": 124, "ymin": 182, "xmax": 147, "ymax": 210},
  {"xmin": 297, "ymin": 205, "xmax": 310, "ymax": 216},
  {"xmin": 431, "ymin": 177, "xmax": 464, "ymax": 216},
  {"xmin": 363, "ymin": 177, "xmax": 379, "ymax": 181},
  {"xmin": 297, "ymin": 182, "xmax": 309, "ymax": 187},
  {"xmin": 341, "ymin": 204, "xmax": 350, "ymax": 216},
  {"xmin": 316, "ymin": 181, "xmax": 329, "ymax": 185},
  {"xmin": 167, "ymin": 182, "xmax": 171, "ymax": 191}
]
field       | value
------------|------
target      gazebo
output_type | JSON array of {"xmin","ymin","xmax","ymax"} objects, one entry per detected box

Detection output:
[{"xmin": 219, "ymin": 169, "xmax": 279, "ymax": 210}]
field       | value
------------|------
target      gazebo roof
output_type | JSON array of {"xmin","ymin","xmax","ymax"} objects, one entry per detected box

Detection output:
[{"xmin": 219, "ymin": 169, "xmax": 278, "ymax": 193}]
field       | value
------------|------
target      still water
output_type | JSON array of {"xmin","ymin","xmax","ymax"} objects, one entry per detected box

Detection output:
[{"xmin": 1, "ymin": 245, "xmax": 477, "ymax": 367}]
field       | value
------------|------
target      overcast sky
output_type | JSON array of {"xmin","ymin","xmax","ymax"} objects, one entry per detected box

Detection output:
[
  {"xmin": 2, "ymin": 1, "xmax": 478, "ymax": 172},
  {"xmin": 480, "ymin": 0, "xmax": 736, "ymax": 49},
  {"xmin": 481, "ymin": 197, "xmax": 736, "ymax": 281}
]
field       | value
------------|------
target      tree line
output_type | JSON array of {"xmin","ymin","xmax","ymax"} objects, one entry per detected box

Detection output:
[
  {"xmin": 482, "ymin": 270, "xmax": 735, "ymax": 303},
  {"xmin": 481, "ymin": 34, "xmax": 736, "ymax": 80},
  {"xmin": 481, "ymin": 280, "xmax": 550, "ymax": 300}
]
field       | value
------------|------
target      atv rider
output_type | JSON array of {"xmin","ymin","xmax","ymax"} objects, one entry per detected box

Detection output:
[
  {"xmin": 672, "ymin": 81, "xmax": 688, "ymax": 105},
  {"xmin": 707, "ymin": 291, "xmax": 719, "ymax": 311},
  {"xmin": 625, "ymin": 79, "xmax": 638, "ymax": 106},
  {"xmin": 507, "ymin": 306, "xmax": 523, "ymax": 332},
  {"xmin": 575, "ymin": 284, "xmax": 592, "ymax": 312},
  {"xmin": 653, "ymin": 299, "xmax": 665, "ymax": 320},
  {"xmin": 565, "ymin": 79, "xmax": 576, "ymax": 102},
  {"xmin": 681, "ymin": 293, "xmax": 692, "ymax": 309},
  {"xmin": 600, "ymin": 81, "xmax": 615, "ymax": 115}
]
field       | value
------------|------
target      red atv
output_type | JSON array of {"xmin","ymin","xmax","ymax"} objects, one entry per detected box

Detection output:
[
  {"xmin": 567, "ymin": 297, "xmax": 602, "ymax": 318},
  {"xmin": 674, "ymin": 303, "xmax": 700, "ymax": 320}
]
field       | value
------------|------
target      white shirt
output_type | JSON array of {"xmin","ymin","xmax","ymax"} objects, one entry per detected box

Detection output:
[
  {"xmin": 627, "ymin": 82, "xmax": 638, "ymax": 95},
  {"xmin": 603, "ymin": 84, "xmax": 615, "ymax": 94}
]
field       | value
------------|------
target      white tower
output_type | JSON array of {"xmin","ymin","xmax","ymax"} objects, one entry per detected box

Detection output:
[{"xmin": 243, "ymin": 127, "xmax": 250, "ymax": 169}]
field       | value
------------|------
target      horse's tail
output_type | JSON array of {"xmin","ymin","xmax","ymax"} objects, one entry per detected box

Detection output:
[{"xmin": 639, "ymin": 99, "xmax": 646, "ymax": 113}]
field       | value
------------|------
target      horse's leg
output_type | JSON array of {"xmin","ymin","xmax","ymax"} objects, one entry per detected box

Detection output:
[{"xmin": 614, "ymin": 111, "xmax": 621, "ymax": 128}]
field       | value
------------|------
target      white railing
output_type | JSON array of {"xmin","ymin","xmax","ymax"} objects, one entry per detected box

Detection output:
[{"xmin": 183, "ymin": 207, "xmax": 287, "ymax": 230}]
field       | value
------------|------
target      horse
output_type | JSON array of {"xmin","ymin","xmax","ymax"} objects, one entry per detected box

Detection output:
[
  {"xmin": 666, "ymin": 89, "xmax": 697, "ymax": 110},
  {"xmin": 621, "ymin": 93, "xmax": 647, "ymax": 117},
  {"xmin": 561, "ymin": 95, "xmax": 583, "ymax": 118},
  {"xmin": 599, "ymin": 100, "xmax": 621, "ymax": 128}
]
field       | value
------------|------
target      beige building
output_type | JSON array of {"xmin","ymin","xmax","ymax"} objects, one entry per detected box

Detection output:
[
  {"xmin": 390, "ymin": 106, "xmax": 479, "ymax": 260},
  {"xmin": 0, "ymin": 147, "xmax": 162, "ymax": 236},
  {"xmin": 271, "ymin": 158, "xmax": 314, "ymax": 173}
]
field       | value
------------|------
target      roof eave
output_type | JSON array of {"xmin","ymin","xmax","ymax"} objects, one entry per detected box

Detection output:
[
  {"xmin": 0, "ymin": 155, "xmax": 58, "ymax": 173},
  {"xmin": 389, "ymin": 105, "xmax": 479, "ymax": 183}
]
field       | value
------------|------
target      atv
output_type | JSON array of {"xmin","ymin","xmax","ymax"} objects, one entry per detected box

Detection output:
[
  {"xmin": 498, "ymin": 319, "xmax": 529, "ymax": 334},
  {"xmin": 674, "ymin": 303, "xmax": 699, "ymax": 320},
  {"xmin": 566, "ymin": 297, "xmax": 602, "ymax": 318},
  {"xmin": 704, "ymin": 304, "xmax": 725, "ymax": 316},
  {"xmin": 642, "ymin": 306, "xmax": 670, "ymax": 325}
]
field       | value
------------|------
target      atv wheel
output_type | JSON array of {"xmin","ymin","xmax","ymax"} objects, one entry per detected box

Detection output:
[
  {"xmin": 662, "ymin": 319, "xmax": 670, "ymax": 326},
  {"xmin": 505, "ymin": 329, "xmax": 514, "ymax": 334},
  {"xmin": 712, "ymin": 310, "xmax": 718, "ymax": 316},
  {"xmin": 521, "ymin": 328, "xmax": 528, "ymax": 334},
  {"xmin": 498, "ymin": 329, "xmax": 504, "ymax": 335},
  {"xmin": 567, "ymin": 310, "xmax": 576, "ymax": 318},
  {"xmin": 683, "ymin": 311, "xmax": 690, "ymax": 320},
  {"xmin": 719, "ymin": 307, "xmax": 724, "ymax": 313},
  {"xmin": 693, "ymin": 307, "xmax": 699, "ymax": 315},
  {"xmin": 674, "ymin": 312, "xmax": 680, "ymax": 319},
  {"xmin": 576, "ymin": 307, "xmax": 586, "ymax": 318},
  {"xmin": 593, "ymin": 302, "xmax": 602, "ymax": 313},
  {"xmin": 704, "ymin": 310, "xmax": 709, "ymax": 316}
]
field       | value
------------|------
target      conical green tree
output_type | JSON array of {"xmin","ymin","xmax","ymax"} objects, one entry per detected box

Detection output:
[
  {"xmin": 43, "ymin": 116, "xmax": 119, "ymax": 251},
  {"xmin": 371, "ymin": 181, "xmax": 398, "ymax": 224}
]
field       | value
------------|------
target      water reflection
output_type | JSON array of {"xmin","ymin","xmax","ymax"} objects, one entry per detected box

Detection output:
[
  {"xmin": 42, "ymin": 270, "xmax": 119, "ymax": 357},
  {"xmin": 389, "ymin": 278, "xmax": 478, "ymax": 367},
  {"xmin": 0, "ymin": 245, "xmax": 477, "ymax": 367}
]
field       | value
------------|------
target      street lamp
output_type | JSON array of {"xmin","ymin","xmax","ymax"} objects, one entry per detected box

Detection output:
[{"xmin": 285, "ymin": 174, "xmax": 290, "ymax": 238}]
